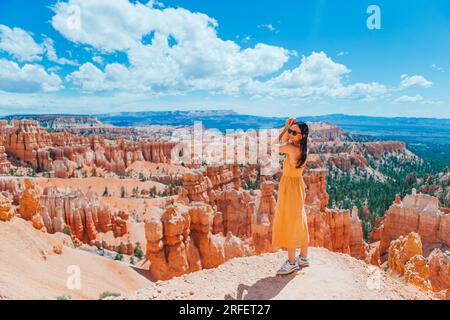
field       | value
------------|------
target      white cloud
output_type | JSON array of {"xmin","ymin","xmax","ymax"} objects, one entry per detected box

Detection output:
[
  {"xmin": 337, "ymin": 51, "xmax": 348, "ymax": 57},
  {"xmin": 54, "ymin": 0, "xmax": 292, "ymax": 94},
  {"xmin": 400, "ymin": 74, "xmax": 432, "ymax": 89},
  {"xmin": 45, "ymin": 0, "xmax": 438, "ymax": 105},
  {"xmin": 51, "ymin": 0, "xmax": 171, "ymax": 52},
  {"xmin": 393, "ymin": 94, "xmax": 423, "ymax": 103},
  {"xmin": 0, "ymin": 25, "xmax": 43, "ymax": 62},
  {"xmin": 392, "ymin": 94, "xmax": 443, "ymax": 105},
  {"xmin": 431, "ymin": 64, "xmax": 444, "ymax": 72},
  {"xmin": 66, "ymin": 62, "xmax": 139, "ymax": 92},
  {"xmin": 248, "ymin": 52, "xmax": 387, "ymax": 100},
  {"xmin": 421, "ymin": 99, "xmax": 443, "ymax": 105},
  {"xmin": 0, "ymin": 59, "xmax": 63, "ymax": 93},
  {"xmin": 241, "ymin": 35, "xmax": 251, "ymax": 43},
  {"xmin": 258, "ymin": 23, "xmax": 278, "ymax": 33},
  {"xmin": 43, "ymin": 37, "xmax": 79, "ymax": 66},
  {"xmin": 146, "ymin": 0, "xmax": 165, "ymax": 8},
  {"xmin": 92, "ymin": 56, "xmax": 104, "ymax": 65}
]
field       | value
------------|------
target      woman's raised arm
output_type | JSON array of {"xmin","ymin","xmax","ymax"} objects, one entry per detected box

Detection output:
[{"xmin": 278, "ymin": 118, "xmax": 296, "ymax": 144}]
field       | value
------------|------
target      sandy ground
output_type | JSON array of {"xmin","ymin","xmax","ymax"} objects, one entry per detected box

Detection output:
[
  {"xmin": 119, "ymin": 249, "xmax": 436, "ymax": 300},
  {"xmin": 100, "ymin": 196, "xmax": 169, "ymax": 220},
  {"xmin": 126, "ymin": 161, "xmax": 191, "ymax": 176},
  {"xmin": 0, "ymin": 219, "xmax": 152, "ymax": 300},
  {"xmin": 0, "ymin": 218, "xmax": 437, "ymax": 300},
  {"xmin": 33, "ymin": 177, "xmax": 167, "ymax": 197}
]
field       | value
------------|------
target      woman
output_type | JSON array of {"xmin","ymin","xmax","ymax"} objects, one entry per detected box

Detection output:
[{"xmin": 272, "ymin": 118, "xmax": 310, "ymax": 275}]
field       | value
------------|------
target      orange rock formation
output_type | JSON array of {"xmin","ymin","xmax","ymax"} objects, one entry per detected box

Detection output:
[
  {"xmin": 186, "ymin": 158, "xmax": 367, "ymax": 261},
  {"xmin": 377, "ymin": 190, "xmax": 450, "ymax": 255},
  {"xmin": 145, "ymin": 203, "xmax": 246, "ymax": 280},
  {"xmin": 16, "ymin": 179, "xmax": 132, "ymax": 252},
  {"xmin": 0, "ymin": 193, "xmax": 14, "ymax": 221},
  {"xmin": 388, "ymin": 232, "xmax": 448, "ymax": 294},
  {"xmin": 0, "ymin": 120, "xmax": 176, "ymax": 176}
]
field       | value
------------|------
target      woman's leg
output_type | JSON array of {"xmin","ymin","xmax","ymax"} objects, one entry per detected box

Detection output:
[
  {"xmin": 300, "ymin": 246, "xmax": 308, "ymax": 258},
  {"xmin": 288, "ymin": 248, "xmax": 296, "ymax": 263}
]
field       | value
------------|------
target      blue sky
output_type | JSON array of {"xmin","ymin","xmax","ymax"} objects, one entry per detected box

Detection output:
[{"xmin": 0, "ymin": 0, "xmax": 449, "ymax": 118}]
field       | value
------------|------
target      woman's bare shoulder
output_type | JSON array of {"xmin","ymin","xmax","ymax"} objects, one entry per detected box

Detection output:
[{"xmin": 278, "ymin": 142, "xmax": 299, "ymax": 154}]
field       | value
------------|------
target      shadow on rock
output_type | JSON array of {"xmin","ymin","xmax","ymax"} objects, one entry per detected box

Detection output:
[{"xmin": 224, "ymin": 272, "xmax": 298, "ymax": 300}]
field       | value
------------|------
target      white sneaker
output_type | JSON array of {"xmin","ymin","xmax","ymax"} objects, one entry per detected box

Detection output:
[
  {"xmin": 276, "ymin": 260, "xmax": 300, "ymax": 275},
  {"xmin": 296, "ymin": 256, "xmax": 310, "ymax": 268}
]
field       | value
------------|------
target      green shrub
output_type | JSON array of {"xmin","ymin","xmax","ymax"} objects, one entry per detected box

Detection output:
[
  {"xmin": 99, "ymin": 291, "xmax": 121, "ymax": 300},
  {"xmin": 62, "ymin": 227, "xmax": 72, "ymax": 236},
  {"xmin": 134, "ymin": 245, "xmax": 144, "ymax": 259}
]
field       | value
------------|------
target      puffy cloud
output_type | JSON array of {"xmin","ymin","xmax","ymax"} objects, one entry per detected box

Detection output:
[
  {"xmin": 52, "ymin": 0, "xmax": 423, "ymax": 103},
  {"xmin": 0, "ymin": 25, "xmax": 43, "ymax": 62},
  {"xmin": 0, "ymin": 59, "xmax": 63, "ymax": 93},
  {"xmin": 55, "ymin": 0, "xmax": 291, "ymax": 94},
  {"xmin": 400, "ymin": 74, "xmax": 432, "ymax": 89},
  {"xmin": 51, "ymin": 0, "xmax": 152, "ymax": 52},
  {"xmin": 248, "ymin": 52, "xmax": 387, "ymax": 100}
]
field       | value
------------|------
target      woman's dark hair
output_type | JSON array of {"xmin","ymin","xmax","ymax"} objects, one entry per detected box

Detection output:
[{"xmin": 292, "ymin": 121, "xmax": 309, "ymax": 168}]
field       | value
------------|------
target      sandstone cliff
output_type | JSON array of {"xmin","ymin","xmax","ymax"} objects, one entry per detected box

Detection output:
[
  {"xmin": 388, "ymin": 232, "xmax": 448, "ymax": 296},
  {"xmin": 377, "ymin": 190, "xmax": 449, "ymax": 255},
  {"xmin": 0, "ymin": 120, "xmax": 176, "ymax": 176},
  {"xmin": 16, "ymin": 179, "xmax": 133, "ymax": 253},
  {"xmin": 148, "ymin": 160, "xmax": 368, "ymax": 280}
]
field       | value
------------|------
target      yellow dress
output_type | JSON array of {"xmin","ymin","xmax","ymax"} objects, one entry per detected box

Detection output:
[{"xmin": 272, "ymin": 154, "xmax": 309, "ymax": 249}]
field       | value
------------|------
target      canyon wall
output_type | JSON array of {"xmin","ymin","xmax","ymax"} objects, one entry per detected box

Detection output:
[
  {"xmin": 145, "ymin": 203, "xmax": 246, "ymax": 280},
  {"xmin": 146, "ymin": 160, "xmax": 368, "ymax": 280},
  {"xmin": 16, "ymin": 179, "xmax": 133, "ymax": 253},
  {"xmin": 0, "ymin": 120, "xmax": 176, "ymax": 175}
]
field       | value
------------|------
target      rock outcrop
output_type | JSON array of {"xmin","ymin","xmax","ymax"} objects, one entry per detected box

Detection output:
[
  {"xmin": 18, "ymin": 179, "xmax": 40, "ymax": 221},
  {"xmin": 175, "ymin": 159, "xmax": 369, "ymax": 271},
  {"xmin": 252, "ymin": 181, "xmax": 277, "ymax": 254},
  {"xmin": 349, "ymin": 206, "xmax": 367, "ymax": 260},
  {"xmin": 178, "ymin": 170, "xmax": 211, "ymax": 203},
  {"xmin": 38, "ymin": 187, "xmax": 129, "ymax": 243},
  {"xmin": 0, "ymin": 137, "xmax": 11, "ymax": 174},
  {"xmin": 427, "ymin": 249, "xmax": 449, "ymax": 293},
  {"xmin": 0, "ymin": 120, "xmax": 177, "ymax": 176},
  {"xmin": 364, "ymin": 141, "xmax": 406, "ymax": 160},
  {"xmin": 0, "ymin": 193, "xmax": 14, "ymax": 221},
  {"xmin": 388, "ymin": 232, "xmax": 431, "ymax": 291},
  {"xmin": 303, "ymin": 169, "xmax": 329, "ymax": 210},
  {"xmin": 304, "ymin": 166, "xmax": 367, "ymax": 260},
  {"xmin": 145, "ymin": 203, "xmax": 246, "ymax": 280},
  {"xmin": 210, "ymin": 189, "xmax": 255, "ymax": 239},
  {"xmin": 388, "ymin": 232, "xmax": 448, "ymax": 294},
  {"xmin": 16, "ymin": 180, "xmax": 131, "ymax": 252},
  {"xmin": 308, "ymin": 122, "xmax": 346, "ymax": 141},
  {"xmin": 378, "ymin": 190, "xmax": 450, "ymax": 255}
]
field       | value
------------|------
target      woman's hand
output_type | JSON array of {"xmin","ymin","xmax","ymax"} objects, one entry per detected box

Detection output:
[
  {"xmin": 280, "ymin": 118, "xmax": 296, "ymax": 144},
  {"xmin": 285, "ymin": 118, "xmax": 296, "ymax": 128}
]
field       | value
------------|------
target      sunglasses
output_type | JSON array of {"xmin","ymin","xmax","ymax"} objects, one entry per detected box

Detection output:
[{"xmin": 288, "ymin": 128, "xmax": 301, "ymax": 136}]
